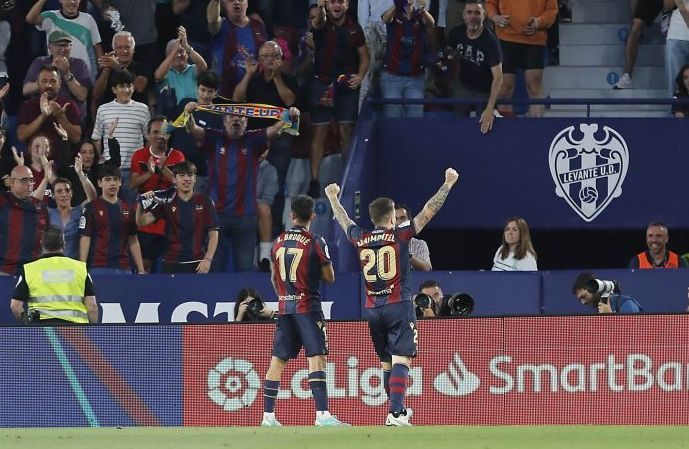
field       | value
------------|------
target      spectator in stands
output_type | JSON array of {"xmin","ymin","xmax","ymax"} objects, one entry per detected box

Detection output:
[
  {"xmin": 91, "ymin": 68, "xmax": 150, "ymax": 197},
  {"xmin": 0, "ymin": 2, "xmax": 10, "ymax": 83},
  {"xmin": 294, "ymin": 5, "xmax": 319, "ymax": 85},
  {"xmin": 169, "ymin": 70, "xmax": 222, "ymax": 195},
  {"xmin": 0, "ymin": 165, "xmax": 50, "ymax": 276},
  {"xmin": 93, "ymin": 31, "xmax": 149, "ymax": 107},
  {"xmin": 23, "ymin": 31, "xmax": 91, "ymax": 121},
  {"xmin": 572, "ymin": 272, "xmax": 642, "ymax": 314},
  {"xmin": 233, "ymin": 287, "xmax": 275, "ymax": 321},
  {"xmin": 26, "ymin": 0, "xmax": 103, "ymax": 79},
  {"xmin": 183, "ymin": 101, "xmax": 300, "ymax": 272},
  {"xmin": 394, "ymin": 203, "xmax": 432, "ymax": 271},
  {"xmin": 358, "ymin": 0, "xmax": 390, "ymax": 108},
  {"xmin": 154, "ymin": 26, "xmax": 208, "ymax": 112},
  {"xmin": 172, "ymin": 0, "xmax": 214, "ymax": 64},
  {"xmin": 0, "ymin": 125, "xmax": 9, "ymax": 187},
  {"xmin": 613, "ymin": 0, "xmax": 666, "ymax": 89},
  {"xmin": 207, "ymin": 0, "xmax": 268, "ymax": 97},
  {"xmin": 129, "ymin": 116, "xmax": 186, "ymax": 273},
  {"xmin": 309, "ymin": 0, "xmax": 369, "ymax": 198},
  {"xmin": 233, "ymin": 40, "xmax": 298, "ymax": 236},
  {"xmin": 10, "ymin": 225, "xmax": 99, "ymax": 325},
  {"xmin": 256, "ymin": 156, "xmax": 279, "ymax": 272},
  {"xmin": 380, "ymin": 0, "xmax": 435, "ymax": 118},
  {"xmin": 629, "ymin": 221, "xmax": 687, "ymax": 268},
  {"xmin": 447, "ymin": 0, "xmax": 503, "ymax": 134},
  {"xmin": 486, "ymin": 0, "xmax": 557, "ymax": 117},
  {"xmin": 90, "ymin": 0, "xmax": 159, "ymax": 84},
  {"xmin": 672, "ymin": 63, "xmax": 689, "ymax": 116},
  {"xmin": 17, "ymin": 65, "xmax": 82, "ymax": 148},
  {"xmin": 491, "ymin": 216, "xmax": 538, "ymax": 271},
  {"xmin": 135, "ymin": 161, "xmax": 219, "ymax": 274},
  {"xmin": 665, "ymin": 1, "xmax": 689, "ymax": 96},
  {"xmin": 17, "ymin": 133, "xmax": 60, "ymax": 203},
  {"xmin": 49, "ymin": 171, "xmax": 97, "ymax": 260},
  {"xmin": 79, "ymin": 164, "xmax": 145, "ymax": 274}
]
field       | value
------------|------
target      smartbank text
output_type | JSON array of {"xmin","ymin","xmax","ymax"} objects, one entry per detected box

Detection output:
[{"xmin": 271, "ymin": 353, "xmax": 689, "ymax": 405}]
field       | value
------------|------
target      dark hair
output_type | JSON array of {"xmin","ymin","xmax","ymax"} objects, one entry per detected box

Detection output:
[
  {"xmin": 97, "ymin": 163, "xmax": 121, "ymax": 180},
  {"xmin": 53, "ymin": 177, "xmax": 73, "ymax": 189},
  {"xmin": 38, "ymin": 65, "xmax": 61, "ymax": 78},
  {"xmin": 196, "ymin": 70, "xmax": 220, "ymax": 90},
  {"xmin": 418, "ymin": 280, "xmax": 440, "ymax": 292},
  {"xmin": 572, "ymin": 272, "xmax": 594, "ymax": 294},
  {"xmin": 172, "ymin": 160, "xmax": 196, "ymax": 175},
  {"xmin": 498, "ymin": 216, "xmax": 537, "ymax": 261},
  {"xmin": 109, "ymin": 69, "xmax": 134, "ymax": 88},
  {"xmin": 147, "ymin": 115, "xmax": 168, "ymax": 134},
  {"xmin": 78, "ymin": 139, "xmax": 100, "ymax": 162},
  {"xmin": 291, "ymin": 195, "xmax": 314, "ymax": 223},
  {"xmin": 233, "ymin": 288, "xmax": 263, "ymax": 322},
  {"xmin": 41, "ymin": 225, "xmax": 65, "ymax": 252},
  {"xmin": 369, "ymin": 197, "xmax": 395, "ymax": 226},
  {"xmin": 675, "ymin": 64, "xmax": 689, "ymax": 97}
]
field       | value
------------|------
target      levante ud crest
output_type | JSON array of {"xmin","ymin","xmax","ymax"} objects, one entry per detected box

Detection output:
[{"xmin": 548, "ymin": 123, "xmax": 629, "ymax": 222}]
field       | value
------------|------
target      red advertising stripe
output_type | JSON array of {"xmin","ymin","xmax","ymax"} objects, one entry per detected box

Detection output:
[{"xmin": 182, "ymin": 316, "xmax": 689, "ymax": 426}]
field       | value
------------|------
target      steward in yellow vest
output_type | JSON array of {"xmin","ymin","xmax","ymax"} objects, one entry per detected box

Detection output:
[{"xmin": 10, "ymin": 225, "xmax": 98, "ymax": 324}]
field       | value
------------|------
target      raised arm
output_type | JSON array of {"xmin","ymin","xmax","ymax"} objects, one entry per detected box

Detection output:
[
  {"xmin": 26, "ymin": 0, "xmax": 47, "ymax": 26},
  {"xmin": 313, "ymin": 0, "xmax": 327, "ymax": 29},
  {"xmin": 324, "ymin": 183, "xmax": 355, "ymax": 233},
  {"xmin": 265, "ymin": 107, "xmax": 300, "ymax": 140},
  {"xmin": 412, "ymin": 168, "xmax": 459, "ymax": 234},
  {"xmin": 183, "ymin": 102, "xmax": 206, "ymax": 141},
  {"xmin": 207, "ymin": 0, "xmax": 222, "ymax": 35}
]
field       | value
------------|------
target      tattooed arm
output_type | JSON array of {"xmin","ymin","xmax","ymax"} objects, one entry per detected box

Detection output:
[
  {"xmin": 325, "ymin": 183, "xmax": 356, "ymax": 233},
  {"xmin": 413, "ymin": 168, "xmax": 459, "ymax": 233}
]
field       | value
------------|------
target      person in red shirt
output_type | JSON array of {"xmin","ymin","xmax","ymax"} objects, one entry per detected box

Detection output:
[{"xmin": 130, "ymin": 116, "xmax": 185, "ymax": 273}]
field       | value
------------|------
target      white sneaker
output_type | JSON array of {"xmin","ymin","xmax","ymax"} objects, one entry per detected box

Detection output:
[
  {"xmin": 315, "ymin": 412, "xmax": 351, "ymax": 427},
  {"xmin": 385, "ymin": 407, "xmax": 413, "ymax": 427},
  {"xmin": 613, "ymin": 73, "xmax": 634, "ymax": 89},
  {"xmin": 260, "ymin": 413, "xmax": 282, "ymax": 427}
]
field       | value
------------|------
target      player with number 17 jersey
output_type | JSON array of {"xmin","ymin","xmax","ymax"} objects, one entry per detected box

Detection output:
[
  {"xmin": 347, "ymin": 222, "xmax": 415, "ymax": 309},
  {"xmin": 271, "ymin": 226, "xmax": 332, "ymax": 315}
]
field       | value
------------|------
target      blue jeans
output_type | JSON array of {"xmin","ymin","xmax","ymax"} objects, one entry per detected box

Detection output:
[
  {"xmin": 380, "ymin": 71, "xmax": 425, "ymax": 118},
  {"xmin": 214, "ymin": 214, "xmax": 258, "ymax": 272},
  {"xmin": 666, "ymin": 39, "xmax": 689, "ymax": 96}
]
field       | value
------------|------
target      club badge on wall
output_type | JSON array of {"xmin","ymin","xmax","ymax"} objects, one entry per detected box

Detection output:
[{"xmin": 549, "ymin": 123, "xmax": 629, "ymax": 222}]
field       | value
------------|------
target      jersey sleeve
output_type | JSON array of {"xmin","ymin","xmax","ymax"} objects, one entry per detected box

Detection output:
[
  {"xmin": 11, "ymin": 267, "xmax": 30, "ymax": 302},
  {"xmin": 396, "ymin": 222, "xmax": 415, "ymax": 242},
  {"xmin": 314, "ymin": 236, "xmax": 332, "ymax": 266},
  {"xmin": 78, "ymin": 203, "xmax": 94, "ymax": 236},
  {"xmin": 346, "ymin": 224, "xmax": 363, "ymax": 244}
]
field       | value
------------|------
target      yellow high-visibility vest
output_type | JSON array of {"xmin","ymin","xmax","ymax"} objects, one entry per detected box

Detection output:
[{"xmin": 24, "ymin": 256, "xmax": 89, "ymax": 324}]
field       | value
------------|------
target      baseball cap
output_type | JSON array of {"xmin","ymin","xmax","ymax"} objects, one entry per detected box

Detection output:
[{"xmin": 48, "ymin": 30, "xmax": 73, "ymax": 44}]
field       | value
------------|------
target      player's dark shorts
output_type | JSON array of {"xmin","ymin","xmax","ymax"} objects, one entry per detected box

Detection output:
[
  {"xmin": 365, "ymin": 300, "xmax": 418, "ymax": 363},
  {"xmin": 634, "ymin": 0, "xmax": 662, "ymax": 26},
  {"xmin": 309, "ymin": 78, "xmax": 359, "ymax": 125},
  {"xmin": 500, "ymin": 40, "xmax": 545, "ymax": 73},
  {"xmin": 272, "ymin": 312, "xmax": 329, "ymax": 360}
]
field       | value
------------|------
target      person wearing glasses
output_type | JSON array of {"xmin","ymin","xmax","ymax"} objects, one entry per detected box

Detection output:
[{"xmin": 0, "ymin": 165, "xmax": 50, "ymax": 275}]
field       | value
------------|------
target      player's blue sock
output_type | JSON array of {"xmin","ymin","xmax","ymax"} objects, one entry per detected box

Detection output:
[
  {"xmin": 389, "ymin": 364, "xmax": 409, "ymax": 414},
  {"xmin": 383, "ymin": 369, "xmax": 391, "ymax": 398},
  {"xmin": 263, "ymin": 379, "xmax": 280, "ymax": 413},
  {"xmin": 308, "ymin": 371, "xmax": 328, "ymax": 411}
]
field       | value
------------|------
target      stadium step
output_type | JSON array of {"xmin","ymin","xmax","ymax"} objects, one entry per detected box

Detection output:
[
  {"xmin": 559, "ymin": 44, "xmax": 664, "ymax": 67},
  {"xmin": 568, "ymin": 0, "xmax": 630, "ymax": 23},
  {"xmin": 559, "ymin": 23, "xmax": 664, "ymax": 46},
  {"xmin": 549, "ymin": 88, "xmax": 668, "ymax": 99},
  {"xmin": 544, "ymin": 66, "xmax": 667, "ymax": 90}
]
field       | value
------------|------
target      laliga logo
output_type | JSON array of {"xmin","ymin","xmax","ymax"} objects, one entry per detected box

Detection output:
[
  {"xmin": 207, "ymin": 357, "xmax": 261, "ymax": 411},
  {"xmin": 548, "ymin": 123, "xmax": 629, "ymax": 222},
  {"xmin": 433, "ymin": 353, "xmax": 480, "ymax": 396}
]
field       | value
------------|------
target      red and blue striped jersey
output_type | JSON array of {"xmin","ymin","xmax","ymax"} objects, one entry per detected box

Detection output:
[
  {"xmin": 347, "ymin": 222, "xmax": 416, "ymax": 309},
  {"xmin": 0, "ymin": 192, "xmax": 49, "ymax": 275},
  {"xmin": 206, "ymin": 129, "xmax": 267, "ymax": 217},
  {"xmin": 384, "ymin": 10, "xmax": 431, "ymax": 77},
  {"xmin": 79, "ymin": 198, "xmax": 137, "ymax": 270},
  {"xmin": 270, "ymin": 226, "xmax": 332, "ymax": 315},
  {"xmin": 313, "ymin": 16, "xmax": 366, "ymax": 82},
  {"xmin": 152, "ymin": 192, "xmax": 219, "ymax": 263}
]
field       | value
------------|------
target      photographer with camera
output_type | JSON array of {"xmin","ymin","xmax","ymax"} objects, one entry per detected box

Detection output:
[
  {"xmin": 414, "ymin": 280, "xmax": 475, "ymax": 318},
  {"xmin": 572, "ymin": 272, "xmax": 642, "ymax": 314},
  {"xmin": 233, "ymin": 287, "xmax": 276, "ymax": 322},
  {"xmin": 10, "ymin": 225, "xmax": 98, "ymax": 325}
]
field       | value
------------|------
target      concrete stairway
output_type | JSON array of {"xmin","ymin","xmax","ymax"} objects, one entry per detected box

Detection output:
[{"xmin": 545, "ymin": 0, "xmax": 669, "ymax": 117}]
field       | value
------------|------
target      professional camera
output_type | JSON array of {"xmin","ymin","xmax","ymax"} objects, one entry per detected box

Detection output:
[
  {"xmin": 247, "ymin": 297, "xmax": 265, "ymax": 316},
  {"xmin": 414, "ymin": 293, "xmax": 432, "ymax": 317},
  {"xmin": 585, "ymin": 278, "xmax": 620, "ymax": 299},
  {"xmin": 446, "ymin": 293, "xmax": 475, "ymax": 317},
  {"xmin": 21, "ymin": 310, "xmax": 40, "ymax": 325}
]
